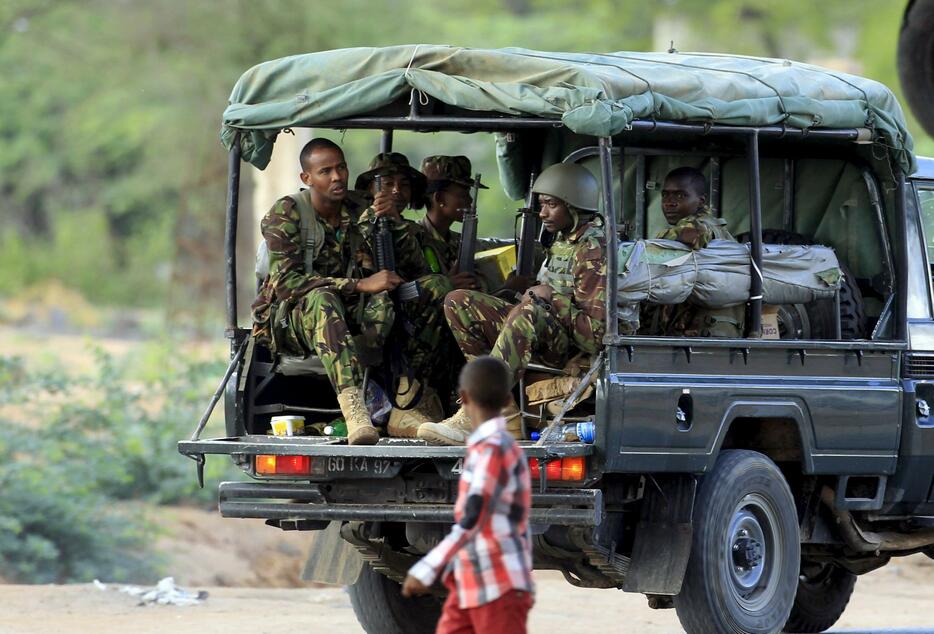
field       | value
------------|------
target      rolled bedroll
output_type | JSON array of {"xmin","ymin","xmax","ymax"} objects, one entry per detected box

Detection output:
[{"xmin": 616, "ymin": 239, "xmax": 842, "ymax": 326}]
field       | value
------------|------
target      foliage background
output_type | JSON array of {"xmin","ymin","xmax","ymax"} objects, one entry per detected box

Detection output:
[
  {"xmin": 1, "ymin": 0, "xmax": 930, "ymax": 320},
  {"xmin": 0, "ymin": 0, "xmax": 931, "ymax": 583}
]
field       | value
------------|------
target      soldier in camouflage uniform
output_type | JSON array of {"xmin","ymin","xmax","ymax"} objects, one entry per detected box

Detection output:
[
  {"xmin": 641, "ymin": 166, "xmax": 745, "ymax": 337},
  {"xmin": 252, "ymin": 139, "xmax": 411, "ymax": 446},
  {"xmin": 417, "ymin": 162, "xmax": 607, "ymax": 445},
  {"xmin": 354, "ymin": 153, "xmax": 453, "ymax": 435},
  {"xmin": 416, "ymin": 155, "xmax": 487, "ymax": 290}
]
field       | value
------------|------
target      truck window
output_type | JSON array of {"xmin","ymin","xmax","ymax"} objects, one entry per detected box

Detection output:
[{"xmin": 920, "ymin": 187, "xmax": 934, "ymax": 264}]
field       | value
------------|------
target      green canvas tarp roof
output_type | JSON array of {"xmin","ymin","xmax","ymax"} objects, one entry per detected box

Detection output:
[{"xmin": 221, "ymin": 45, "xmax": 916, "ymax": 174}]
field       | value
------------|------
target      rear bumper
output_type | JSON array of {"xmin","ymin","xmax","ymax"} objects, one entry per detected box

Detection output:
[
  {"xmin": 218, "ymin": 481, "xmax": 604, "ymax": 526},
  {"xmin": 179, "ymin": 435, "xmax": 592, "ymax": 459}
]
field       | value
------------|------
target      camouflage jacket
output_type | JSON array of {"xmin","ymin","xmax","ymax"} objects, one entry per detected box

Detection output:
[
  {"xmin": 656, "ymin": 211, "xmax": 733, "ymax": 249},
  {"xmin": 252, "ymin": 192, "xmax": 382, "ymax": 343},
  {"xmin": 415, "ymin": 214, "xmax": 460, "ymax": 275},
  {"xmin": 356, "ymin": 207, "xmax": 429, "ymax": 281},
  {"xmin": 539, "ymin": 219, "xmax": 607, "ymax": 355}
]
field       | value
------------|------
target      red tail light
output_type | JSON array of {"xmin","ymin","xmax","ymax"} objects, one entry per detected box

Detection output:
[
  {"xmin": 529, "ymin": 457, "xmax": 586, "ymax": 482},
  {"xmin": 255, "ymin": 454, "xmax": 312, "ymax": 475}
]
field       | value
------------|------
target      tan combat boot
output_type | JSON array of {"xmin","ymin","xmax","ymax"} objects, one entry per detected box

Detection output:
[
  {"xmin": 417, "ymin": 408, "xmax": 472, "ymax": 446},
  {"xmin": 387, "ymin": 378, "xmax": 445, "ymax": 439},
  {"xmin": 337, "ymin": 386, "xmax": 379, "ymax": 446}
]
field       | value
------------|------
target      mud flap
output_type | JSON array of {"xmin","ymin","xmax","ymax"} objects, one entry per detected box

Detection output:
[
  {"xmin": 301, "ymin": 521, "xmax": 365, "ymax": 585},
  {"xmin": 622, "ymin": 474, "xmax": 696, "ymax": 595}
]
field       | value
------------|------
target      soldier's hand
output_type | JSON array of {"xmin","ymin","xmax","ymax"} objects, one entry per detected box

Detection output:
[
  {"xmin": 356, "ymin": 270, "xmax": 403, "ymax": 294},
  {"xmin": 676, "ymin": 226, "xmax": 702, "ymax": 249},
  {"xmin": 450, "ymin": 271, "xmax": 479, "ymax": 290},
  {"xmin": 527, "ymin": 284, "xmax": 553, "ymax": 302},
  {"xmin": 503, "ymin": 271, "xmax": 534, "ymax": 293},
  {"xmin": 372, "ymin": 191, "xmax": 402, "ymax": 222},
  {"xmin": 401, "ymin": 575, "xmax": 429, "ymax": 598}
]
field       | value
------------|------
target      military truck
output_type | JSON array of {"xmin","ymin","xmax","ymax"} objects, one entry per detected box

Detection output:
[{"xmin": 179, "ymin": 46, "xmax": 934, "ymax": 634}]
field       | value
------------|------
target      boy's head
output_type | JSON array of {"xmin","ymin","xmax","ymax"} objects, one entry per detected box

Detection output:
[{"xmin": 458, "ymin": 356, "xmax": 511, "ymax": 428}]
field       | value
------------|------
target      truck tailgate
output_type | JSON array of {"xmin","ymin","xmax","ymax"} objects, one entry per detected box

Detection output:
[{"xmin": 178, "ymin": 435, "xmax": 592, "ymax": 459}]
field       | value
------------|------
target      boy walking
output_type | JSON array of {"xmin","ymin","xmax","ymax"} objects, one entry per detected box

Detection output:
[{"xmin": 402, "ymin": 356, "xmax": 534, "ymax": 633}]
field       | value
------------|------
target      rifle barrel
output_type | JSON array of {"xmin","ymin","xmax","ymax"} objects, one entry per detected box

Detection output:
[
  {"xmin": 373, "ymin": 174, "xmax": 396, "ymax": 271},
  {"xmin": 456, "ymin": 174, "xmax": 481, "ymax": 274}
]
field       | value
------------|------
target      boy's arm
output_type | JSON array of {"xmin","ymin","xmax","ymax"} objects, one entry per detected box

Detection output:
[{"xmin": 407, "ymin": 444, "xmax": 504, "ymax": 587}]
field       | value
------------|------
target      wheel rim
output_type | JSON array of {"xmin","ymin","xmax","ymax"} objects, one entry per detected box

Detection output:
[
  {"xmin": 776, "ymin": 304, "xmax": 811, "ymax": 339},
  {"xmin": 723, "ymin": 493, "xmax": 782, "ymax": 611}
]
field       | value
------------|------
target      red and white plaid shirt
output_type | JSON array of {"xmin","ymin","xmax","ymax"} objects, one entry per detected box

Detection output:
[{"xmin": 408, "ymin": 416, "xmax": 533, "ymax": 608}]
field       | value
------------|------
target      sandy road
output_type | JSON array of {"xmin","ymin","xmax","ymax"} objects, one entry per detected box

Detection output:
[{"xmin": 1, "ymin": 557, "xmax": 932, "ymax": 634}]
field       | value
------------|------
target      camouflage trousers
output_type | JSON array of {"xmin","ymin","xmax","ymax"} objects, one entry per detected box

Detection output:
[
  {"xmin": 444, "ymin": 290, "xmax": 568, "ymax": 385},
  {"xmin": 283, "ymin": 288, "xmax": 394, "ymax": 392},
  {"xmin": 397, "ymin": 274, "xmax": 457, "ymax": 382}
]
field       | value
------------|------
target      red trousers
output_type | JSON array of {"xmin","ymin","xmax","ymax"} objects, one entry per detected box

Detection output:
[{"xmin": 436, "ymin": 581, "xmax": 533, "ymax": 634}]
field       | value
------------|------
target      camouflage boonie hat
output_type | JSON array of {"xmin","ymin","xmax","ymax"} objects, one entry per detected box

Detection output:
[
  {"xmin": 421, "ymin": 155, "xmax": 488, "ymax": 192},
  {"xmin": 354, "ymin": 152, "xmax": 428, "ymax": 208}
]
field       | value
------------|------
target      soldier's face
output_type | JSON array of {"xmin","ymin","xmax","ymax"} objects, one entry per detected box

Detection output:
[
  {"xmin": 371, "ymin": 172, "xmax": 412, "ymax": 212},
  {"xmin": 435, "ymin": 183, "xmax": 472, "ymax": 221},
  {"xmin": 538, "ymin": 194, "xmax": 573, "ymax": 233},
  {"xmin": 301, "ymin": 148, "xmax": 348, "ymax": 202},
  {"xmin": 661, "ymin": 176, "xmax": 705, "ymax": 225}
]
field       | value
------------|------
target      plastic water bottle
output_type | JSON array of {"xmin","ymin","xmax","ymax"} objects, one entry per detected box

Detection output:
[
  {"xmin": 365, "ymin": 381, "xmax": 392, "ymax": 426},
  {"xmin": 561, "ymin": 421, "xmax": 595, "ymax": 443}
]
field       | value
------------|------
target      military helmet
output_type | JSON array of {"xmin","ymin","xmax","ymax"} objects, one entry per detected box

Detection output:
[
  {"xmin": 421, "ymin": 155, "xmax": 488, "ymax": 192},
  {"xmin": 531, "ymin": 162, "xmax": 600, "ymax": 212},
  {"xmin": 355, "ymin": 152, "xmax": 427, "ymax": 209}
]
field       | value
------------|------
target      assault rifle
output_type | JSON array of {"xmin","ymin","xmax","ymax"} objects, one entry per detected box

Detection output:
[
  {"xmin": 372, "ymin": 174, "xmax": 419, "ymax": 302},
  {"xmin": 456, "ymin": 173, "xmax": 481, "ymax": 274},
  {"xmin": 515, "ymin": 172, "xmax": 538, "ymax": 277},
  {"xmin": 372, "ymin": 174, "xmax": 396, "ymax": 272}
]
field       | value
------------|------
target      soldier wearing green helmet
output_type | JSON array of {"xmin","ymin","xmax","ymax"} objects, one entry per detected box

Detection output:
[{"xmin": 417, "ymin": 162, "xmax": 608, "ymax": 446}]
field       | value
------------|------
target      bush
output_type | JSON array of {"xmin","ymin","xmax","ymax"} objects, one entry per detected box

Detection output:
[
  {"xmin": 0, "ymin": 343, "xmax": 242, "ymax": 583},
  {"xmin": 0, "ymin": 209, "xmax": 171, "ymax": 308}
]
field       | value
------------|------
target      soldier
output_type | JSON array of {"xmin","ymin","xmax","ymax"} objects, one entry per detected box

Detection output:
[
  {"xmin": 355, "ymin": 153, "xmax": 452, "ymax": 437},
  {"xmin": 417, "ymin": 162, "xmax": 607, "ymax": 446},
  {"xmin": 354, "ymin": 152, "xmax": 430, "ymax": 281},
  {"xmin": 642, "ymin": 166, "xmax": 745, "ymax": 337},
  {"xmin": 252, "ymin": 138, "xmax": 405, "ymax": 446},
  {"xmin": 657, "ymin": 166, "xmax": 732, "ymax": 249},
  {"xmin": 417, "ymin": 155, "xmax": 486, "ymax": 290}
]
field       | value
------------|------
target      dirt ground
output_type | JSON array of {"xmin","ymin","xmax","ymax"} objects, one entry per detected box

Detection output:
[
  {"xmin": 2, "ymin": 324, "xmax": 933, "ymax": 632},
  {"xmin": 1, "ymin": 507, "xmax": 933, "ymax": 634}
]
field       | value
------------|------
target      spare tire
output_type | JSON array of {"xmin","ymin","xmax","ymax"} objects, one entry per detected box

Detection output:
[
  {"xmin": 898, "ymin": 0, "xmax": 934, "ymax": 138},
  {"xmin": 736, "ymin": 229, "xmax": 866, "ymax": 340}
]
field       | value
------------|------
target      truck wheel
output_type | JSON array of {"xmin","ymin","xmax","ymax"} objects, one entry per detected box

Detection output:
[
  {"xmin": 347, "ymin": 564, "xmax": 444, "ymax": 634},
  {"xmin": 673, "ymin": 450, "xmax": 800, "ymax": 634},
  {"xmin": 736, "ymin": 229, "xmax": 865, "ymax": 339},
  {"xmin": 783, "ymin": 562, "xmax": 857, "ymax": 633}
]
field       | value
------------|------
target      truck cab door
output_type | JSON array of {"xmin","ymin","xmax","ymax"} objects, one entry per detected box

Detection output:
[{"xmin": 892, "ymin": 179, "xmax": 934, "ymax": 513}]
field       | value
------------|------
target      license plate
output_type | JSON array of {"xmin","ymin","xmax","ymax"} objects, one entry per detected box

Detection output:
[{"xmin": 311, "ymin": 456, "xmax": 400, "ymax": 479}]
